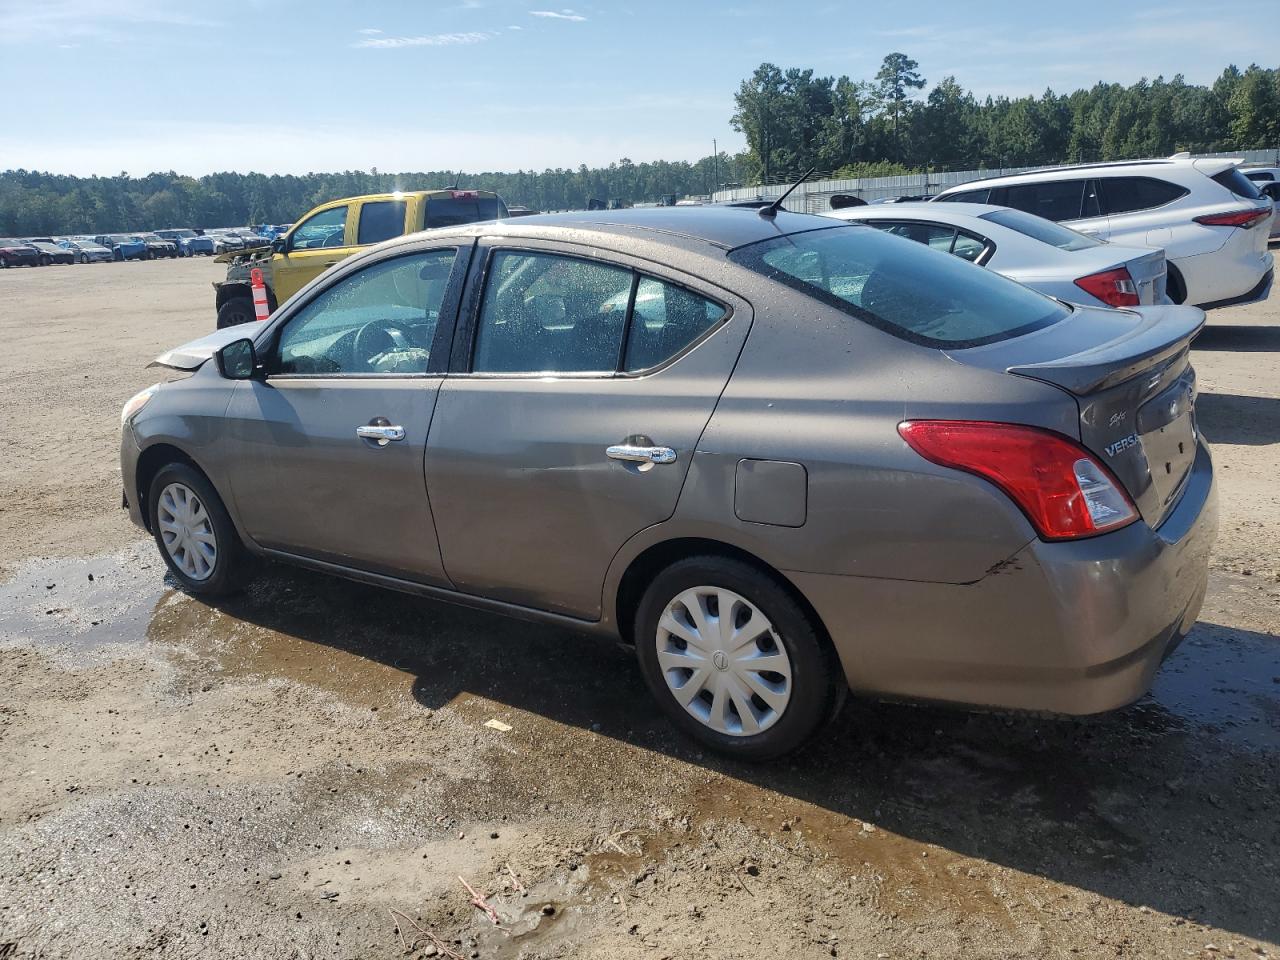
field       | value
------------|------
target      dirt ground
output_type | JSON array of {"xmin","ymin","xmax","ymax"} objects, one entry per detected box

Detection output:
[{"xmin": 1, "ymin": 256, "xmax": 1277, "ymax": 960}]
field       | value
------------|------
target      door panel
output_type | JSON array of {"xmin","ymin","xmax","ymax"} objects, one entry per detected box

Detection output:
[
  {"xmin": 224, "ymin": 378, "xmax": 449, "ymax": 585},
  {"xmin": 425, "ymin": 245, "xmax": 751, "ymax": 619}
]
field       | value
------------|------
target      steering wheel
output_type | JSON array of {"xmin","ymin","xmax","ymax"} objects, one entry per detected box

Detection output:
[{"xmin": 353, "ymin": 319, "xmax": 411, "ymax": 370}]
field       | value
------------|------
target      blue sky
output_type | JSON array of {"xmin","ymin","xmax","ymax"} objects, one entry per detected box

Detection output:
[{"xmin": 0, "ymin": 0, "xmax": 1275, "ymax": 176}]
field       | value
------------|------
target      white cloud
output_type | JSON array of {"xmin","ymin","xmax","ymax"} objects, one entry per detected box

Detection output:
[
  {"xmin": 357, "ymin": 27, "xmax": 383, "ymax": 35},
  {"xmin": 0, "ymin": 0, "xmax": 218, "ymax": 44},
  {"xmin": 529, "ymin": 9, "xmax": 587, "ymax": 21},
  {"xmin": 507, "ymin": 24, "xmax": 523, "ymax": 30},
  {"xmin": 353, "ymin": 31, "xmax": 491, "ymax": 49}
]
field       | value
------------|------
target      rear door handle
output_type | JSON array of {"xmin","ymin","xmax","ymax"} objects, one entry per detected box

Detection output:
[
  {"xmin": 356, "ymin": 424, "xmax": 405, "ymax": 445},
  {"xmin": 607, "ymin": 443, "xmax": 676, "ymax": 465}
]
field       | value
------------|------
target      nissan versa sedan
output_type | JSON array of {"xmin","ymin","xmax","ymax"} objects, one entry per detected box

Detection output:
[{"xmin": 120, "ymin": 208, "xmax": 1217, "ymax": 759}]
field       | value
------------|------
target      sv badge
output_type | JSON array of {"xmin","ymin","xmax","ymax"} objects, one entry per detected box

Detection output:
[{"xmin": 1104, "ymin": 433, "xmax": 1139, "ymax": 458}]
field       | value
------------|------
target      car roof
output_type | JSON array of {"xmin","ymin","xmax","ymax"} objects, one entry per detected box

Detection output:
[
  {"xmin": 831, "ymin": 201, "xmax": 1004, "ymax": 223},
  {"xmin": 483, "ymin": 207, "xmax": 841, "ymax": 251},
  {"xmin": 938, "ymin": 156, "xmax": 1243, "ymax": 195}
]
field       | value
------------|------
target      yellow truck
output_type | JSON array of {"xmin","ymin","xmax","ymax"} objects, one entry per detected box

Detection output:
[{"xmin": 213, "ymin": 188, "xmax": 508, "ymax": 328}]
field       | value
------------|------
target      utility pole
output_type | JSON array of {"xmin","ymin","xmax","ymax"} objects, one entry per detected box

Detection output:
[{"xmin": 712, "ymin": 139, "xmax": 719, "ymax": 196}]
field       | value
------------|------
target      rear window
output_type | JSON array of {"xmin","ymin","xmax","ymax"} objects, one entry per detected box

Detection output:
[
  {"xmin": 1211, "ymin": 168, "xmax": 1263, "ymax": 200},
  {"xmin": 729, "ymin": 226, "xmax": 1069, "ymax": 349},
  {"xmin": 978, "ymin": 208, "xmax": 1101, "ymax": 251},
  {"xmin": 1099, "ymin": 176, "xmax": 1188, "ymax": 214},
  {"xmin": 357, "ymin": 200, "xmax": 407, "ymax": 245},
  {"xmin": 425, "ymin": 195, "xmax": 508, "ymax": 229},
  {"xmin": 1244, "ymin": 171, "xmax": 1274, "ymax": 183},
  {"xmin": 936, "ymin": 188, "xmax": 989, "ymax": 204}
]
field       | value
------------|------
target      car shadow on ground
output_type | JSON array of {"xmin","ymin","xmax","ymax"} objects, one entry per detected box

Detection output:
[
  {"xmin": 1193, "ymin": 324, "xmax": 1280, "ymax": 353},
  {"xmin": 1196, "ymin": 392, "xmax": 1280, "ymax": 445},
  {"xmin": 200, "ymin": 563, "xmax": 1280, "ymax": 945}
]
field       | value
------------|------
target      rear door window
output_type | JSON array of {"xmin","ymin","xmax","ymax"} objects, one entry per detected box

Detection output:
[
  {"xmin": 357, "ymin": 200, "xmax": 407, "ymax": 245},
  {"xmin": 1211, "ymin": 168, "xmax": 1263, "ymax": 200},
  {"xmin": 873, "ymin": 221, "xmax": 958, "ymax": 253},
  {"xmin": 1099, "ymin": 177, "xmax": 1189, "ymax": 214},
  {"xmin": 1002, "ymin": 179, "xmax": 1089, "ymax": 222},
  {"xmin": 472, "ymin": 252, "xmax": 633, "ymax": 374},
  {"xmin": 729, "ymin": 226, "xmax": 1068, "ymax": 349}
]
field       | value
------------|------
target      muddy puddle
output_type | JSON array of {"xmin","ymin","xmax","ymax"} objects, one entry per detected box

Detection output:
[{"xmin": 2, "ymin": 546, "xmax": 1276, "ymax": 752}]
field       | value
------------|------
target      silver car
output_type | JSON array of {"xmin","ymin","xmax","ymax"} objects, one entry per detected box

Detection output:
[
  {"xmin": 120, "ymin": 209, "xmax": 1217, "ymax": 759},
  {"xmin": 826, "ymin": 202, "xmax": 1171, "ymax": 308}
]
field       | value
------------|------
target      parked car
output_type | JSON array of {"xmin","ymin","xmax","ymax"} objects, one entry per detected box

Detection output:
[
  {"xmin": 23, "ymin": 238, "xmax": 75, "ymax": 266},
  {"xmin": 1255, "ymin": 181, "xmax": 1280, "ymax": 240},
  {"xmin": 1242, "ymin": 166, "xmax": 1280, "ymax": 185},
  {"xmin": 94, "ymin": 234, "xmax": 148, "ymax": 261},
  {"xmin": 122, "ymin": 208, "xmax": 1215, "ymax": 759},
  {"xmin": 133, "ymin": 234, "xmax": 180, "ymax": 259},
  {"xmin": 932, "ymin": 156, "xmax": 1273, "ymax": 309},
  {"xmin": 826, "ymin": 202, "xmax": 1170, "ymax": 308},
  {"xmin": 213, "ymin": 188, "xmax": 508, "ymax": 328},
  {"xmin": 154, "ymin": 228, "xmax": 216, "ymax": 257},
  {"xmin": 0, "ymin": 237, "xmax": 41, "ymax": 267},
  {"xmin": 58, "ymin": 238, "xmax": 115, "ymax": 263}
]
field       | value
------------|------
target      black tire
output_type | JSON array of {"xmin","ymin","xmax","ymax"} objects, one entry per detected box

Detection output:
[
  {"xmin": 114, "ymin": 250, "xmax": 123, "ymax": 262},
  {"xmin": 216, "ymin": 296, "xmax": 256, "ymax": 329},
  {"xmin": 79, "ymin": 254, "xmax": 89, "ymax": 264},
  {"xmin": 39, "ymin": 255, "xmax": 51, "ymax": 267},
  {"xmin": 147, "ymin": 462, "xmax": 252, "ymax": 597},
  {"xmin": 633, "ymin": 555, "xmax": 841, "ymax": 761},
  {"xmin": 1166, "ymin": 264, "xmax": 1187, "ymax": 305}
]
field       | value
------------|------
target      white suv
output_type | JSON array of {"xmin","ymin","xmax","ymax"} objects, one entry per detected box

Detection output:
[{"xmin": 933, "ymin": 156, "xmax": 1274, "ymax": 309}]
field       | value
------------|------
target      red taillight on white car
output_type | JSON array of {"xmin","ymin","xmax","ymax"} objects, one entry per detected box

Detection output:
[
  {"xmin": 898, "ymin": 421, "xmax": 1139, "ymax": 540},
  {"xmin": 1074, "ymin": 266, "xmax": 1140, "ymax": 307},
  {"xmin": 1193, "ymin": 209, "xmax": 1270, "ymax": 230}
]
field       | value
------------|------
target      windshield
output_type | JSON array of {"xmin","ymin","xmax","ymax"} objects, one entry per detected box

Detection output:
[
  {"xmin": 729, "ymin": 225, "xmax": 1070, "ymax": 349},
  {"xmin": 978, "ymin": 208, "xmax": 1101, "ymax": 251}
]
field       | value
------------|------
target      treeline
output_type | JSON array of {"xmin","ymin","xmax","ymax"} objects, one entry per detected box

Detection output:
[
  {"xmin": 0, "ymin": 155, "xmax": 751, "ymax": 237},
  {"xmin": 733, "ymin": 57, "xmax": 1280, "ymax": 181}
]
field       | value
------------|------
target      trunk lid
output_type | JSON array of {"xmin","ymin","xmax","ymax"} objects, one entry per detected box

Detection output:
[
  {"xmin": 946, "ymin": 303, "xmax": 1205, "ymax": 528},
  {"xmin": 1119, "ymin": 248, "xmax": 1167, "ymax": 304}
]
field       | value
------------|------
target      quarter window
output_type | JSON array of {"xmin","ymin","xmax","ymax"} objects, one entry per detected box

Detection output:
[
  {"xmin": 357, "ymin": 200, "xmax": 407, "ymax": 245},
  {"xmin": 1002, "ymin": 179, "xmax": 1089, "ymax": 222},
  {"xmin": 624, "ymin": 278, "xmax": 725, "ymax": 372},
  {"xmin": 1099, "ymin": 177, "xmax": 1189, "ymax": 214},
  {"xmin": 290, "ymin": 206, "xmax": 349, "ymax": 250},
  {"xmin": 937, "ymin": 188, "xmax": 989, "ymax": 204},
  {"xmin": 274, "ymin": 250, "xmax": 457, "ymax": 375},
  {"xmin": 950, "ymin": 233, "xmax": 988, "ymax": 262}
]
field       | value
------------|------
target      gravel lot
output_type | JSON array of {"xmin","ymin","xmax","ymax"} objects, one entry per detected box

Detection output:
[{"xmin": 1, "ymin": 256, "xmax": 1278, "ymax": 960}]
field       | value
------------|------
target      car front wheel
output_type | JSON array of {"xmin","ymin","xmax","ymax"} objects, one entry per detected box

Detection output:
[
  {"xmin": 216, "ymin": 296, "xmax": 257, "ymax": 329},
  {"xmin": 147, "ymin": 463, "xmax": 251, "ymax": 597},
  {"xmin": 633, "ymin": 556, "xmax": 841, "ymax": 760}
]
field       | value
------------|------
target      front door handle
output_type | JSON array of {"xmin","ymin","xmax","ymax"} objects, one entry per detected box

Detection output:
[
  {"xmin": 356, "ymin": 423, "xmax": 405, "ymax": 445},
  {"xmin": 607, "ymin": 443, "xmax": 676, "ymax": 465}
]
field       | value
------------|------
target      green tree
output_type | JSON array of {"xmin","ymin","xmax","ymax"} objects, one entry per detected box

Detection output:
[{"xmin": 874, "ymin": 52, "xmax": 926, "ymax": 160}]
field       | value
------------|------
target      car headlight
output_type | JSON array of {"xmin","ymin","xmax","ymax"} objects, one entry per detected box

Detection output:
[{"xmin": 121, "ymin": 384, "xmax": 161, "ymax": 426}]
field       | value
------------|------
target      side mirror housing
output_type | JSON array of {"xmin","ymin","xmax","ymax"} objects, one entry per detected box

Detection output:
[
  {"xmin": 271, "ymin": 236, "xmax": 287, "ymax": 254},
  {"xmin": 215, "ymin": 338, "xmax": 259, "ymax": 380}
]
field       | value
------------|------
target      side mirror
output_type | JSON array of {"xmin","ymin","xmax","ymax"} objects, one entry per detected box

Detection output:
[
  {"xmin": 271, "ymin": 236, "xmax": 287, "ymax": 254},
  {"xmin": 215, "ymin": 338, "xmax": 259, "ymax": 380}
]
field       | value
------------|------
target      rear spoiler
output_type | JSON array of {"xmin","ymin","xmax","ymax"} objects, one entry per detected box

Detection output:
[{"xmin": 1006, "ymin": 306, "xmax": 1205, "ymax": 395}]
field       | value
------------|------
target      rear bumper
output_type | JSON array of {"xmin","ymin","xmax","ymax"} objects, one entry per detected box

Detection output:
[
  {"xmin": 1176, "ymin": 226, "xmax": 1273, "ymax": 308},
  {"xmin": 788, "ymin": 440, "xmax": 1217, "ymax": 715},
  {"xmin": 1195, "ymin": 267, "xmax": 1273, "ymax": 311}
]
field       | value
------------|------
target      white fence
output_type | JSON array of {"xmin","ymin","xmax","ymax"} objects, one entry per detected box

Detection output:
[{"xmin": 709, "ymin": 148, "xmax": 1280, "ymax": 214}]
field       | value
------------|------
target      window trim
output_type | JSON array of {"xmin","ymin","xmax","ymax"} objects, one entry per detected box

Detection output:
[
  {"xmin": 453, "ymin": 242, "xmax": 733, "ymax": 380},
  {"xmin": 262, "ymin": 246, "xmax": 468, "ymax": 381}
]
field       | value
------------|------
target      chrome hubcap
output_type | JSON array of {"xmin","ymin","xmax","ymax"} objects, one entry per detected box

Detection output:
[
  {"xmin": 655, "ymin": 586, "xmax": 793, "ymax": 737},
  {"xmin": 157, "ymin": 482, "xmax": 217, "ymax": 581}
]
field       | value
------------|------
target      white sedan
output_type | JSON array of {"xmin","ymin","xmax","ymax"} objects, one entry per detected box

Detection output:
[{"xmin": 826, "ymin": 202, "xmax": 1170, "ymax": 309}]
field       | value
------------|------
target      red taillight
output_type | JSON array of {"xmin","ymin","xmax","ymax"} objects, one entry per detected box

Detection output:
[
  {"xmin": 1074, "ymin": 266, "xmax": 1139, "ymax": 307},
  {"xmin": 898, "ymin": 421, "xmax": 1139, "ymax": 540},
  {"xmin": 1194, "ymin": 209, "xmax": 1270, "ymax": 230}
]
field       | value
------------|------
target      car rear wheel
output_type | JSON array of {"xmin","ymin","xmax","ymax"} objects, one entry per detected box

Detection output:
[
  {"xmin": 79, "ymin": 254, "xmax": 89, "ymax": 264},
  {"xmin": 147, "ymin": 463, "xmax": 251, "ymax": 597},
  {"xmin": 39, "ymin": 255, "xmax": 51, "ymax": 266},
  {"xmin": 633, "ymin": 555, "xmax": 841, "ymax": 760},
  {"xmin": 216, "ymin": 296, "xmax": 257, "ymax": 329}
]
